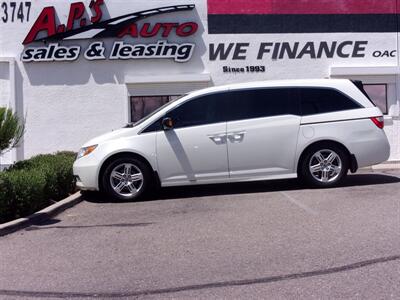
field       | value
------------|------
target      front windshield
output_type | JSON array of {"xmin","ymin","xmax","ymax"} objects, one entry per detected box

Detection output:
[{"xmin": 124, "ymin": 94, "xmax": 187, "ymax": 128}]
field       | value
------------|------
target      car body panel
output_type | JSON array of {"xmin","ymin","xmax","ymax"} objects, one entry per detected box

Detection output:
[
  {"xmin": 296, "ymin": 118, "xmax": 390, "ymax": 169},
  {"xmin": 227, "ymin": 115, "xmax": 301, "ymax": 178},
  {"xmin": 74, "ymin": 132, "xmax": 157, "ymax": 190},
  {"xmin": 156, "ymin": 122, "xmax": 229, "ymax": 185}
]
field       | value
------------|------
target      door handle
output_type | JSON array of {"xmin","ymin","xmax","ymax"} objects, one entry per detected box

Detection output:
[
  {"xmin": 227, "ymin": 131, "xmax": 246, "ymax": 142},
  {"xmin": 208, "ymin": 134, "xmax": 227, "ymax": 144}
]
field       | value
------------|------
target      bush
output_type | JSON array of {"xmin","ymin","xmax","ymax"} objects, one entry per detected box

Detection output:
[
  {"xmin": 0, "ymin": 152, "xmax": 76, "ymax": 223},
  {"xmin": 0, "ymin": 107, "xmax": 24, "ymax": 155}
]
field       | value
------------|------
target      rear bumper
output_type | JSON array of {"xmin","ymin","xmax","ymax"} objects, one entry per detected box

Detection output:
[{"xmin": 349, "ymin": 129, "xmax": 390, "ymax": 169}]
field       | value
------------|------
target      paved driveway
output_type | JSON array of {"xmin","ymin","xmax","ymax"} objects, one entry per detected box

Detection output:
[{"xmin": 0, "ymin": 170, "xmax": 399, "ymax": 299}]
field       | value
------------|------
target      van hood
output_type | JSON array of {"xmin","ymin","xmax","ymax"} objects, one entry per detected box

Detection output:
[{"xmin": 82, "ymin": 127, "xmax": 138, "ymax": 147}]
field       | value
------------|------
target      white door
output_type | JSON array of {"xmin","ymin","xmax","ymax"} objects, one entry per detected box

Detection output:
[
  {"xmin": 156, "ymin": 93, "xmax": 229, "ymax": 185},
  {"xmin": 225, "ymin": 88, "xmax": 301, "ymax": 179},
  {"xmin": 227, "ymin": 116, "xmax": 301, "ymax": 178}
]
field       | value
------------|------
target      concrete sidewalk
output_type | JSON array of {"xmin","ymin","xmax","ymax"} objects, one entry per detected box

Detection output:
[{"xmin": 363, "ymin": 160, "xmax": 400, "ymax": 171}]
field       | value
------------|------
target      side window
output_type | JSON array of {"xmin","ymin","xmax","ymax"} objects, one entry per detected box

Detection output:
[
  {"xmin": 167, "ymin": 93, "xmax": 227, "ymax": 129},
  {"xmin": 142, "ymin": 117, "xmax": 162, "ymax": 133},
  {"xmin": 300, "ymin": 88, "xmax": 362, "ymax": 116},
  {"xmin": 226, "ymin": 88, "xmax": 299, "ymax": 121}
]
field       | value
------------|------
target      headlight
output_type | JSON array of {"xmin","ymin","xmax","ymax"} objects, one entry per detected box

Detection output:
[{"xmin": 76, "ymin": 145, "xmax": 98, "ymax": 160}]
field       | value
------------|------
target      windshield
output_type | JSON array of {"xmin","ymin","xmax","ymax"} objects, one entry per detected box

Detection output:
[{"xmin": 124, "ymin": 94, "xmax": 187, "ymax": 128}]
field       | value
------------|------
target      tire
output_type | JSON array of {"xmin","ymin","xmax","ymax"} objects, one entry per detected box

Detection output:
[
  {"xmin": 299, "ymin": 143, "xmax": 349, "ymax": 188},
  {"xmin": 101, "ymin": 156, "xmax": 152, "ymax": 201}
]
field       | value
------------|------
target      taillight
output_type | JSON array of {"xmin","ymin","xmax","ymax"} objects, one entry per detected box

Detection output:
[{"xmin": 370, "ymin": 116, "xmax": 384, "ymax": 129}]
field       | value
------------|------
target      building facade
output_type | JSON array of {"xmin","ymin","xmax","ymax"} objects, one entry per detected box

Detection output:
[{"xmin": 0, "ymin": 0, "xmax": 399, "ymax": 166}]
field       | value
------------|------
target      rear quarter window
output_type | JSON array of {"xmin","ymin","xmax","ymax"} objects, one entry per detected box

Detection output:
[{"xmin": 300, "ymin": 88, "xmax": 362, "ymax": 116}]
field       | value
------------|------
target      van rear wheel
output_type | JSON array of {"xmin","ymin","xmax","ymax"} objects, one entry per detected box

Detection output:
[
  {"xmin": 300, "ymin": 144, "xmax": 349, "ymax": 188},
  {"xmin": 102, "ymin": 157, "xmax": 151, "ymax": 201}
]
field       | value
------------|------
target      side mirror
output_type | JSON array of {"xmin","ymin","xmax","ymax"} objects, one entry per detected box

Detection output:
[{"xmin": 162, "ymin": 117, "xmax": 174, "ymax": 130}]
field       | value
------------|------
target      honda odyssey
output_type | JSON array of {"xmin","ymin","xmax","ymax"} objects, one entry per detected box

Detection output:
[{"xmin": 73, "ymin": 79, "xmax": 390, "ymax": 200}]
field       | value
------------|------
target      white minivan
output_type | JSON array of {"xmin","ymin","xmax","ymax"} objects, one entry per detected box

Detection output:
[{"xmin": 73, "ymin": 79, "xmax": 390, "ymax": 200}]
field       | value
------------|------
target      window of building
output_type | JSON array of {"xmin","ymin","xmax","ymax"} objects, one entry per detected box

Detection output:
[
  {"xmin": 363, "ymin": 84, "xmax": 388, "ymax": 114},
  {"xmin": 130, "ymin": 95, "xmax": 180, "ymax": 122},
  {"xmin": 299, "ymin": 88, "xmax": 362, "ymax": 115}
]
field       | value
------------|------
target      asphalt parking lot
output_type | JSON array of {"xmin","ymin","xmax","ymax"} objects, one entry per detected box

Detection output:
[{"xmin": 0, "ymin": 170, "xmax": 399, "ymax": 299}]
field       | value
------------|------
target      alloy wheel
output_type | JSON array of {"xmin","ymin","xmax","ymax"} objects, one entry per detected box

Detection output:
[
  {"xmin": 109, "ymin": 163, "xmax": 144, "ymax": 197},
  {"xmin": 308, "ymin": 149, "xmax": 342, "ymax": 183}
]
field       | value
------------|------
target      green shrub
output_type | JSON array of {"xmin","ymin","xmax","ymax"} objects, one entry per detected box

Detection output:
[
  {"xmin": 0, "ymin": 169, "xmax": 47, "ymax": 219},
  {"xmin": 0, "ymin": 175, "xmax": 13, "ymax": 222},
  {"xmin": 0, "ymin": 107, "xmax": 24, "ymax": 155},
  {"xmin": 0, "ymin": 152, "xmax": 76, "ymax": 223}
]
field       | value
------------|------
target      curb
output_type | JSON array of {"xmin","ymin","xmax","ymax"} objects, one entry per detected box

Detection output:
[
  {"xmin": 372, "ymin": 164, "xmax": 400, "ymax": 170},
  {"xmin": 360, "ymin": 161, "xmax": 400, "ymax": 171},
  {"xmin": 0, "ymin": 192, "xmax": 82, "ymax": 237}
]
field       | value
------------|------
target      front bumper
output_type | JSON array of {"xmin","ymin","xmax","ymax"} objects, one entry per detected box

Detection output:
[{"xmin": 73, "ymin": 157, "xmax": 100, "ymax": 191}]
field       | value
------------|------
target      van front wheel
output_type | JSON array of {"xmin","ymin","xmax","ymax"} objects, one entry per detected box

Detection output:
[{"xmin": 102, "ymin": 157, "xmax": 151, "ymax": 201}]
